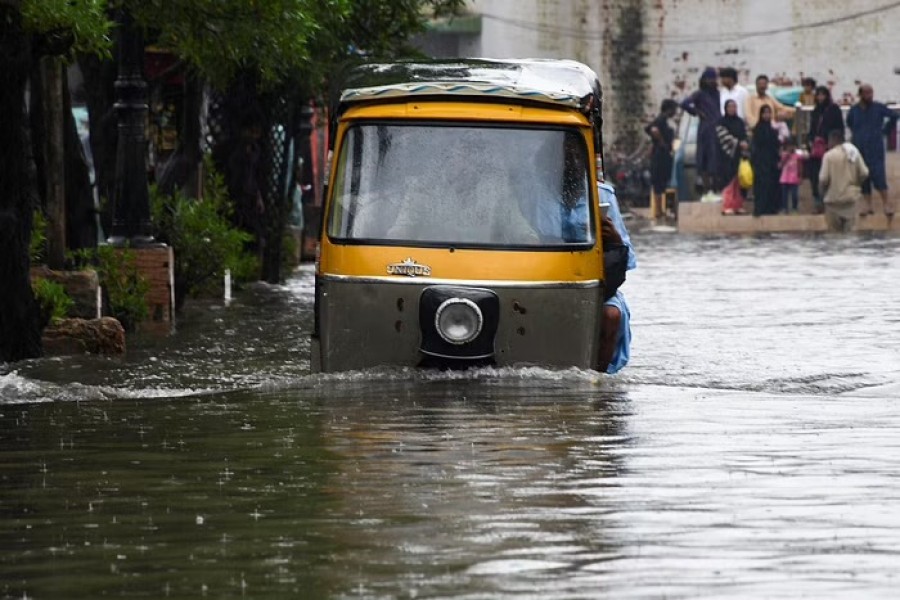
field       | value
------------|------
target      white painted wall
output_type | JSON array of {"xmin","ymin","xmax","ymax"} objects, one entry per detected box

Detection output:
[
  {"xmin": 466, "ymin": 0, "xmax": 900, "ymax": 145},
  {"xmin": 647, "ymin": 0, "xmax": 900, "ymax": 105}
]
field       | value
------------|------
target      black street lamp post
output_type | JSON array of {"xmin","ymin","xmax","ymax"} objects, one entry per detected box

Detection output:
[{"xmin": 108, "ymin": 8, "xmax": 154, "ymax": 246}]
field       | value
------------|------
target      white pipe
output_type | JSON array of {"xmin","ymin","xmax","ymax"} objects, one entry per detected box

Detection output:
[{"xmin": 224, "ymin": 269, "xmax": 232, "ymax": 304}]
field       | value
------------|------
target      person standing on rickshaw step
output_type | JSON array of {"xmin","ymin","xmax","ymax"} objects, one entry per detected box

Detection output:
[{"xmin": 597, "ymin": 182, "xmax": 636, "ymax": 375}]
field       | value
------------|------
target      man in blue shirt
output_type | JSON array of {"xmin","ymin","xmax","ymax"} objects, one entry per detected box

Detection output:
[
  {"xmin": 847, "ymin": 84, "xmax": 899, "ymax": 226},
  {"xmin": 598, "ymin": 182, "xmax": 636, "ymax": 375}
]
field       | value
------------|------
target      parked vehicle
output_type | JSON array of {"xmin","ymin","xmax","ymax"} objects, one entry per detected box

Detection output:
[{"xmin": 313, "ymin": 59, "xmax": 611, "ymax": 372}]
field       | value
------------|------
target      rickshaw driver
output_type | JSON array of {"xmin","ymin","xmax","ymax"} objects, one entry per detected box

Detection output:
[
  {"xmin": 530, "ymin": 135, "xmax": 592, "ymax": 243},
  {"xmin": 531, "ymin": 193, "xmax": 589, "ymax": 243},
  {"xmin": 597, "ymin": 182, "xmax": 636, "ymax": 374}
]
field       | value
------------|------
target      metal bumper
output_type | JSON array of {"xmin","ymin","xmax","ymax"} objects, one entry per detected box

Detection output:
[{"xmin": 313, "ymin": 275, "xmax": 603, "ymax": 372}]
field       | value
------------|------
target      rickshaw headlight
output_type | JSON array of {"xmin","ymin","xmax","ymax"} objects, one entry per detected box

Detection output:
[{"xmin": 435, "ymin": 298, "xmax": 483, "ymax": 345}]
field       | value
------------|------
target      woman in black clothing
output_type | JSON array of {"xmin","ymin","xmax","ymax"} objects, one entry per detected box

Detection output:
[
  {"xmin": 806, "ymin": 86, "xmax": 844, "ymax": 212},
  {"xmin": 717, "ymin": 100, "xmax": 749, "ymax": 214},
  {"xmin": 751, "ymin": 105, "xmax": 781, "ymax": 216},
  {"xmin": 717, "ymin": 100, "xmax": 748, "ymax": 185}
]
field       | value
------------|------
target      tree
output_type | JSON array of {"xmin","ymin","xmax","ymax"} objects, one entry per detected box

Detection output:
[
  {"xmin": 0, "ymin": 0, "xmax": 109, "ymax": 362},
  {"xmin": 81, "ymin": 0, "xmax": 465, "ymax": 288},
  {"xmin": 301, "ymin": 0, "xmax": 465, "ymax": 95},
  {"xmin": 128, "ymin": 0, "xmax": 347, "ymax": 90},
  {"xmin": 132, "ymin": 0, "xmax": 464, "ymax": 284}
]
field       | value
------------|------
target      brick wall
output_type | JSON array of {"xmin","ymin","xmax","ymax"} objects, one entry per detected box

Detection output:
[{"xmin": 129, "ymin": 246, "xmax": 174, "ymax": 329}]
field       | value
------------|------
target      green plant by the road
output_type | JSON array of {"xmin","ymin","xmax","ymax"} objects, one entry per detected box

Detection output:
[
  {"xmin": 30, "ymin": 210, "xmax": 47, "ymax": 265},
  {"xmin": 32, "ymin": 278, "xmax": 73, "ymax": 325},
  {"xmin": 151, "ymin": 157, "xmax": 257, "ymax": 306},
  {"xmin": 71, "ymin": 247, "xmax": 149, "ymax": 331}
]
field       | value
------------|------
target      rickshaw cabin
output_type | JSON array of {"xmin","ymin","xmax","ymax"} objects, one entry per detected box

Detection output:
[{"xmin": 314, "ymin": 58, "xmax": 608, "ymax": 372}]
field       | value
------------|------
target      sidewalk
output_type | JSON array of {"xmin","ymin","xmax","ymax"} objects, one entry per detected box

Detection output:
[{"xmin": 679, "ymin": 154, "xmax": 900, "ymax": 234}]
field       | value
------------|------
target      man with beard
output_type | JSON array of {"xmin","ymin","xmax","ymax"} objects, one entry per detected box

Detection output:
[
  {"xmin": 745, "ymin": 74, "xmax": 796, "ymax": 129},
  {"xmin": 847, "ymin": 84, "xmax": 899, "ymax": 226}
]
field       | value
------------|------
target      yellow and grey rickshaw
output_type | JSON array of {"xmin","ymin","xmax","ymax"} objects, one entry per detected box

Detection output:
[{"xmin": 312, "ymin": 59, "xmax": 611, "ymax": 372}]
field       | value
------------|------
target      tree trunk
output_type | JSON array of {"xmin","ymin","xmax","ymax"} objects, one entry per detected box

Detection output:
[
  {"xmin": 157, "ymin": 71, "xmax": 203, "ymax": 198},
  {"xmin": 63, "ymin": 71, "xmax": 97, "ymax": 250},
  {"xmin": 0, "ymin": 2, "xmax": 43, "ymax": 362},
  {"xmin": 40, "ymin": 56, "xmax": 66, "ymax": 268},
  {"xmin": 28, "ymin": 56, "xmax": 47, "ymax": 209},
  {"xmin": 260, "ymin": 98, "xmax": 295, "ymax": 284}
]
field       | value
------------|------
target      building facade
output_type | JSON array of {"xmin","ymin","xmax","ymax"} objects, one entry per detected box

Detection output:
[{"xmin": 425, "ymin": 0, "xmax": 900, "ymax": 150}]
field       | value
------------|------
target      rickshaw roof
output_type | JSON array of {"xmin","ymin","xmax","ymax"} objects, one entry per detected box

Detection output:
[{"xmin": 338, "ymin": 59, "xmax": 602, "ymax": 111}]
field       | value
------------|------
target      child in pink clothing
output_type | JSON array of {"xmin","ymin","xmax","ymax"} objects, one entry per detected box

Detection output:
[{"xmin": 779, "ymin": 137, "xmax": 808, "ymax": 213}]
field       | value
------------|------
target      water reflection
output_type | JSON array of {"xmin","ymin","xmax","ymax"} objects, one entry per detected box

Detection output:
[
  {"xmin": 0, "ymin": 391, "xmax": 340, "ymax": 598},
  {"xmin": 313, "ymin": 381, "xmax": 629, "ymax": 598},
  {"xmin": 2, "ymin": 235, "xmax": 900, "ymax": 598},
  {"xmin": 1, "ymin": 381, "xmax": 633, "ymax": 599}
]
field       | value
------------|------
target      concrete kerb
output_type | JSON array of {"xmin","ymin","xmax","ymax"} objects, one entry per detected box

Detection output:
[{"xmin": 678, "ymin": 154, "xmax": 900, "ymax": 234}]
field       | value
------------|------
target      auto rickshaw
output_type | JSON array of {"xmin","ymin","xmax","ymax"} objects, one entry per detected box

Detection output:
[{"xmin": 312, "ymin": 58, "xmax": 611, "ymax": 372}]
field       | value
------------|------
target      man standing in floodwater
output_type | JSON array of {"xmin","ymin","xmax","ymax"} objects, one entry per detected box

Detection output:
[
  {"xmin": 819, "ymin": 129, "xmax": 869, "ymax": 233},
  {"xmin": 847, "ymin": 84, "xmax": 899, "ymax": 227}
]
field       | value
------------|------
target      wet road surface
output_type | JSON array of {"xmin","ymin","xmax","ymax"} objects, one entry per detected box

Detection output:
[{"xmin": 2, "ymin": 234, "xmax": 900, "ymax": 598}]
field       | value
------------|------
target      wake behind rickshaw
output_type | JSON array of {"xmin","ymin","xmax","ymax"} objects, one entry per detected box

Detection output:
[{"xmin": 312, "ymin": 58, "xmax": 615, "ymax": 373}]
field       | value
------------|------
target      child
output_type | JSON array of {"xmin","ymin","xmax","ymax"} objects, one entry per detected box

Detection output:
[{"xmin": 779, "ymin": 137, "xmax": 808, "ymax": 214}]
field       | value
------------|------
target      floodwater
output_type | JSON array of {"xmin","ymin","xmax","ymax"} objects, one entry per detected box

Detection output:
[{"xmin": 2, "ymin": 234, "xmax": 900, "ymax": 599}]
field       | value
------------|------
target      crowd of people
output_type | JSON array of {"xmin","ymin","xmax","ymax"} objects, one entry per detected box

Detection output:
[{"xmin": 647, "ymin": 67, "xmax": 899, "ymax": 230}]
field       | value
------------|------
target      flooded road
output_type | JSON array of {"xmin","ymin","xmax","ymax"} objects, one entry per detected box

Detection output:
[{"xmin": 2, "ymin": 234, "xmax": 900, "ymax": 598}]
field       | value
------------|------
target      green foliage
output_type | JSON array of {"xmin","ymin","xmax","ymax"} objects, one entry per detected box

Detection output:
[
  {"xmin": 303, "ymin": 0, "xmax": 465, "ymax": 89},
  {"xmin": 32, "ymin": 278, "xmax": 74, "ymax": 324},
  {"xmin": 127, "ymin": 0, "xmax": 463, "ymax": 91},
  {"xmin": 30, "ymin": 210, "xmax": 47, "ymax": 264},
  {"xmin": 281, "ymin": 230, "xmax": 299, "ymax": 276},
  {"xmin": 22, "ymin": 0, "xmax": 112, "ymax": 58},
  {"xmin": 345, "ymin": 0, "xmax": 465, "ymax": 57},
  {"xmin": 129, "ymin": 0, "xmax": 348, "ymax": 89},
  {"xmin": 151, "ymin": 157, "xmax": 258, "ymax": 300},
  {"xmin": 71, "ymin": 246, "xmax": 149, "ymax": 331}
]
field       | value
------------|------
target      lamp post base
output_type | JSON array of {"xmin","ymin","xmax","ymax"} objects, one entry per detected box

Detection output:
[
  {"xmin": 101, "ymin": 244, "xmax": 175, "ymax": 334},
  {"xmin": 106, "ymin": 235, "xmax": 164, "ymax": 249}
]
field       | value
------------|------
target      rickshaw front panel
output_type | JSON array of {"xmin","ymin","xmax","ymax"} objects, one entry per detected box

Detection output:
[{"xmin": 315, "ymin": 275, "xmax": 603, "ymax": 372}]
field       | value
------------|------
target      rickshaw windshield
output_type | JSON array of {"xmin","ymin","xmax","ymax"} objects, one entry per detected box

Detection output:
[{"xmin": 327, "ymin": 123, "xmax": 595, "ymax": 249}]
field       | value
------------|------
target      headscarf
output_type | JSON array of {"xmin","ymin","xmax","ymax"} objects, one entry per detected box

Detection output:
[
  {"xmin": 811, "ymin": 86, "xmax": 833, "ymax": 113},
  {"xmin": 752, "ymin": 106, "xmax": 779, "ymax": 150},
  {"xmin": 719, "ymin": 100, "xmax": 746, "ymax": 140},
  {"xmin": 810, "ymin": 86, "xmax": 840, "ymax": 140},
  {"xmin": 699, "ymin": 67, "xmax": 718, "ymax": 90}
]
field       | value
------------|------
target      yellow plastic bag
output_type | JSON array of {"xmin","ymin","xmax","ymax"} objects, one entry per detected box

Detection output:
[{"xmin": 738, "ymin": 158, "xmax": 753, "ymax": 189}]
